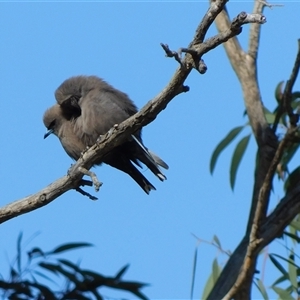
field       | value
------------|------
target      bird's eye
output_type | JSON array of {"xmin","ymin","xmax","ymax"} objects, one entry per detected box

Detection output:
[{"xmin": 48, "ymin": 119, "xmax": 56, "ymax": 130}]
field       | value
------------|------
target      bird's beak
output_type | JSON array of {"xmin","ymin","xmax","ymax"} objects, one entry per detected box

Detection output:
[{"xmin": 44, "ymin": 129, "xmax": 54, "ymax": 139}]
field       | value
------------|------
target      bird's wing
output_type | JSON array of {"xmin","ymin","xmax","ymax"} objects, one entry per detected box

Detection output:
[{"xmin": 74, "ymin": 88, "xmax": 137, "ymax": 145}]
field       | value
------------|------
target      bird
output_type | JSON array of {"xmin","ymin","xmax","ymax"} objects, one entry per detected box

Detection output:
[
  {"xmin": 43, "ymin": 76, "xmax": 168, "ymax": 194},
  {"xmin": 43, "ymin": 104, "xmax": 86, "ymax": 160}
]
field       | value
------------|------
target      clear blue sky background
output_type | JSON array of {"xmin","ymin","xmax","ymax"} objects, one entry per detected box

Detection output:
[{"xmin": 0, "ymin": 1, "xmax": 299, "ymax": 299}]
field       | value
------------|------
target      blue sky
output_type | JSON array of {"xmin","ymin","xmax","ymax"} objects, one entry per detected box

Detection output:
[{"xmin": 0, "ymin": 1, "xmax": 299, "ymax": 299}]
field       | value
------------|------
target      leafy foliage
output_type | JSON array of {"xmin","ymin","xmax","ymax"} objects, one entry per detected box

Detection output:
[
  {"xmin": 207, "ymin": 80, "xmax": 300, "ymax": 299},
  {"xmin": 0, "ymin": 233, "xmax": 149, "ymax": 300},
  {"xmin": 210, "ymin": 81, "xmax": 300, "ymax": 191},
  {"xmin": 196, "ymin": 231, "xmax": 300, "ymax": 299}
]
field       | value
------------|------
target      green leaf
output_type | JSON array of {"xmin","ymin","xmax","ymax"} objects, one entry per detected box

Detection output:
[
  {"xmin": 39, "ymin": 262, "xmax": 60, "ymax": 275},
  {"xmin": 115, "ymin": 264, "xmax": 130, "ymax": 280},
  {"xmin": 212, "ymin": 258, "xmax": 221, "ymax": 283},
  {"xmin": 210, "ymin": 126, "xmax": 245, "ymax": 174},
  {"xmin": 269, "ymin": 254, "xmax": 289, "ymax": 278},
  {"xmin": 201, "ymin": 271, "xmax": 214, "ymax": 300},
  {"xmin": 49, "ymin": 242, "xmax": 93, "ymax": 255},
  {"xmin": 288, "ymin": 250, "xmax": 298, "ymax": 293},
  {"xmin": 272, "ymin": 286, "xmax": 294, "ymax": 300},
  {"xmin": 263, "ymin": 106, "xmax": 278, "ymax": 124},
  {"xmin": 201, "ymin": 259, "xmax": 222, "ymax": 299},
  {"xmin": 4, "ymin": 280, "xmax": 32, "ymax": 297},
  {"xmin": 290, "ymin": 219, "xmax": 300, "ymax": 231},
  {"xmin": 272, "ymin": 274, "xmax": 287, "ymax": 286},
  {"xmin": 290, "ymin": 100, "xmax": 300, "ymax": 110},
  {"xmin": 32, "ymin": 270, "xmax": 58, "ymax": 285},
  {"xmin": 65, "ymin": 293, "xmax": 90, "ymax": 300},
  {"xmin": 131, "ymin": 291, "xmax": 149, "ymax": 300},
  {"xmin": 28, "ymin": 282, "xmax": 56, "ymax": 300},
  {"xmin": 28, "ymin": 247, "xmax": 45, "ymax": 260},
  {"xmin": 281, "ymin": 143, "xmax": 300, "ymax": 169},
  {"xmin": 10, "ymin": 267, "xmax": 18, "ymax": 279},
  {"xmin": 212, "ymin": 235, "xmax": 222, "ymax": 249},
  {"xmin": 254, "ymin": 278, "xmax": 269, "ymax": 300},
  {"xmin": 190, "ymin": 246, "xmax": 197, "ymax": 300},
  {"xmin": 41, "ymin": 264, "xmax": 79, "ymax": 284},
  {"xmin": 16, "ymin": 232, "xmax": 23, "ymax": 274},
  {"xmin": 283, "ymin": 231, "xmax": 300, "ymax": 243},
  {"xmin": 230, "ymin": 135, "xmax": 251, "ymax": 190},
  {"xmin": 58, "ymin": 259, "xmax": 82, "ymax": 273},
  {"xmin": 292, "ymin": 91, "xmax": 300, "ymax": 102},
  {"xmin": 289, "ymin": 223, "xmax": 298, "ymax": 246},
  {"xmin": 275, "ymin": 81, "xmax": 284, "ymax": 103},
  {"xmin": 91, "ymin": 290, "xmax": 104, "ymax": 300},
  {"xmin": 284, "ymin": 166, "xmax": 300, "ymax": 194},
  {"xmin": 81, "ymin": 270, "xmax": 105, "ymax": 282},
  {"xmin": 271, "ymin": 253, "xmax": 300, "ymax": 270}
]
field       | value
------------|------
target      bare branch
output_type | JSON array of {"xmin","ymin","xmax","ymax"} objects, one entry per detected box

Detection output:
[
  {"xmin": 282, "ymin": 39, "xmax": 300, "ymax": 127},
  {"xmin": 214, "ymin": 6, "xmax": 268, "ymax": 145},
  {"xmin": 258, "ymin": 0, "xmax": 284, "ymax": 9},
  {"xmin": 194, "ymin": 12, "xmax": 265, "ymax": 58},
  {"xmin": 222, "ymin": 128, "xmax": 295, "ymax": 299},
  {"xmin": 250, "ymin": 0, "xmax": 284, "ymax": 60},
  {"xmin": 193, "ymin": 0, "xmax": 229, "ymax": 44},
  {"xmin": 208, "ymin": 2, "xmax": 277, "ymax": 299},
  {"xmin": 213, "ymin": 5, "xmax": 244, "ymax": 69},
  {"xmin": 248, "ymin": 0, "xmax": 264, "ymax": 60},
  {"xmin": 192, "ymin": 233, "xmax": 231, "ymax": 256},
  {"xmin": 160, "ymin": 43, "xmax": 183, "ymax": 66},
  {"xmin": 209, "ymin": 8, "xmax": 299, "ymax": 298},
  {"xmin": 273, "ymin": 40, "xmax": 300, "ymax": 131},
  {"xmin": 261, "ymin": 185, "xmax": 300, "ymax": 244},
  {"xmin": 0, "ymin": 2, "xmax": 266, "ymax": 227}
]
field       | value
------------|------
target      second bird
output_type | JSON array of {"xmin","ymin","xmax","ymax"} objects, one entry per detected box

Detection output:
[{"xmin": 43, "ymin": 75, "xmax": 168, "ymax": 194}]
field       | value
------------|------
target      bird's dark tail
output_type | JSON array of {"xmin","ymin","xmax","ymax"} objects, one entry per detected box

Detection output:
[
  {"xmin": 131, "ymin": 135, "xmax": 168, "ymax": 182},
  {"xmin": 125, "ymin": 163, "xmax": 157, "ymax": 194},
  {"xmin": 104, "ymin": 154, "xmax": 156, "ymax": 194}
]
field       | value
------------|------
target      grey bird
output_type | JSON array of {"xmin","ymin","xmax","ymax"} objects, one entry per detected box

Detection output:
[
  {"xmin": 43, "ymin": 104, "xmax": 86, "ymax": 160},
  {"xmin": 43, "ymin": 76, "xmax": 168, "ymax": 194}
]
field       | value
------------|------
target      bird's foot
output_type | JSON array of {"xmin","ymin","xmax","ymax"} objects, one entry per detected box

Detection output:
[
  {"xmin": 80, "ymin": 146, "xmax": 90, "ymax": 159},
  {"xmin": 78, "ymin": 167, "xmax": 103, "ymax": 192},
  {"xmin": 76, "ymin": 187, "xmax": 98, "ymax": 201}
]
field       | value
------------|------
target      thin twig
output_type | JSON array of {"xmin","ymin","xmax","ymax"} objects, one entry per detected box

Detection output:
[
  {"xmin": 193, "ymin": 0, "xmax": 229, "ymax": 44},
  {"xmin": 273, "ymin": 40, "xmax": 300, "ymax": 132},
  {"xmin": 192, "ymin": 233, "xmax": 231, "ymax": 256},
  {"xmin": 160, "ymin": 43, "xmax": 183, "ymax": 65},
  {"xmin": 258, "ymin": 0, "xmax": 284, "ymax": 9},
  {"xmin": 222, "ymin": 128, "xmax": 296, "ymax": 299},
  {"xmin": 282, "ymin": 39, "xmax": 300, "ymax": 127},
  {"xmin": 248, "ymin": 0, "xmax": 264, "ymax": 60}
]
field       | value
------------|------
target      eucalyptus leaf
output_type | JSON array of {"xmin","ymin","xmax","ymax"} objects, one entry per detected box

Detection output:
[
  {"xmin": 210, "ymin": 126, "xmax": 245, "ymax": 174},
  {"xmin": 230, "ymin": 135, "xmax": 251, "ymax": 190}
]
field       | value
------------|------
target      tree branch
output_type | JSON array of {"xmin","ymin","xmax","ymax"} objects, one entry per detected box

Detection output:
[
  {"xmin": 205, "ymin": 181, "xmax": 300, "ymax": 300},
  {"xmin": 273, "ymin": 39, "xmax": 300, "ymax": 131},
  {"xmin": 0, "ymin": 0, "xmax": 266, "ymax": 224},
  {"xmin": 193, "ymin": 0, "xmax": 229, "ymax": 44},
  {"xmin": 208, "ymin": 4, "xmax": 299, "ymax": 297},
  {"xmin": 213, "ymin": 2, "xmax": 269, "ymax": 146},
  {"xmin": 222, "ymin": 128, "xmax": 296, "ymax": 300},
  {"xmin": 248, "ymin": 0, "xmax": 264, "ymax": 61}
]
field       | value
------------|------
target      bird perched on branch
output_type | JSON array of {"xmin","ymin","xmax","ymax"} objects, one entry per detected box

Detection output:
[{"xmin": 43, "ymin": 75, "xmax": 168, "ymax": 194}]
